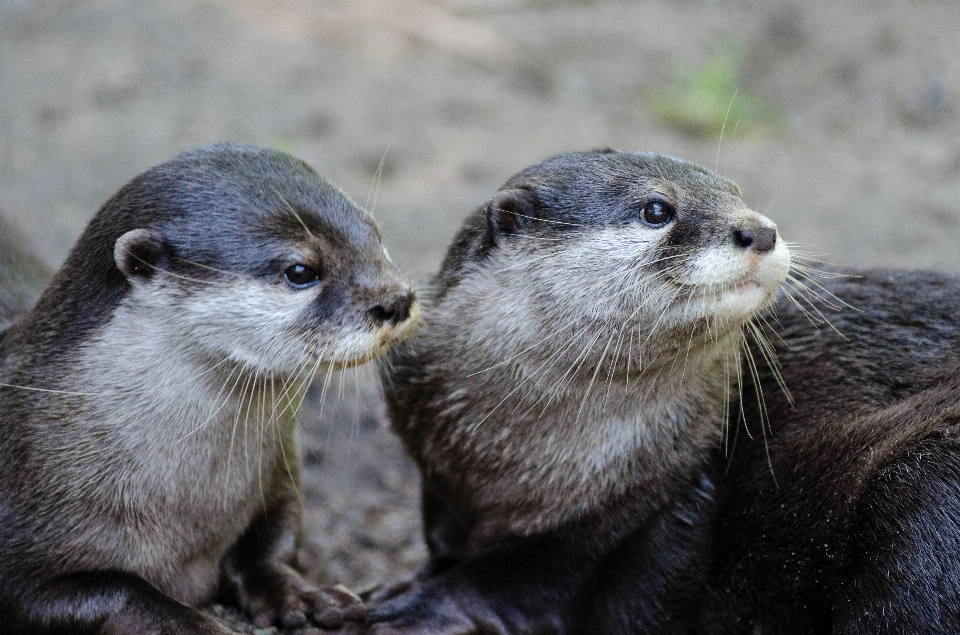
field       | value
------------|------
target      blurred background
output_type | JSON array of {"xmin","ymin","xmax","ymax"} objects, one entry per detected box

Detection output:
[{"xmin": 2, "ymin": 0, "xmax": 959, "ymax": 610}]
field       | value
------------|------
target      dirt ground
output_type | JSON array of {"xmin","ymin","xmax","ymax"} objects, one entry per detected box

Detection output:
[{"xmin": 1, "ymin": 0, "xmax": 959, "ymax": 632}]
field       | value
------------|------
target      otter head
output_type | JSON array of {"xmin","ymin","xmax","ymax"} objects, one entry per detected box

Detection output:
[
  {"xmin": 50, "ymin": 142, "xmax": 418, "ymax": 376},
  {"xmin": 434, "ymin": 149, "xmax": 789, "ymax": 376}
]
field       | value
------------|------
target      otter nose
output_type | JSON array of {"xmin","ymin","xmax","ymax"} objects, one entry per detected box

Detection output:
[
  {"xmin": 731, "ymin": 225, "xmax": 777, "ymax": 253},
  {"xmin": 368, "ymin": 290, "xmax": 415, "ymax": 326}
]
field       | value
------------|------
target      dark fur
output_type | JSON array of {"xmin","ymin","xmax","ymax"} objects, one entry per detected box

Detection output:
[
  {"xmin": 0, "ymin": 143, "xmax": 409, "ymax": 634},
  {"xmin": 375, "ymin": 150, "xmax": 960, "ymax": 633},
  {"xmin": 705, "ymin": 269, "xmax": 960, "ymax": 634}
]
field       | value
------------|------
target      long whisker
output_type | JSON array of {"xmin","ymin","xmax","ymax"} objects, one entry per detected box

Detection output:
[
  {"xmin": 746, "ymin": 319, "xmax": 791, "ymax": 405},
  {"xmin": 741, "ymin": 326, "xmax": 779, "ymax": 489},
  {"xmin": 496, "ymin": 211, "xmax": 583, "ymax": 228},
  {"xmin": 716, "ymin": 88, "xmax": 738, "ymax": 174},
  {"xmin": 365, "ymin": 146, "xmax": 390, "ymax": 215},
  {"xmin": 0, "ymin": 383, "xmax": 98, "ymax": 396},
  {"xmin": 178, "ymin": 361, "xmax": 244, "ymax": 442}
]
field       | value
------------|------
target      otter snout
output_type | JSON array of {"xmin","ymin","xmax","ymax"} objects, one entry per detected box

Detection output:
[
  {"xmin": 368, "ymin": 290, "xmax": 416, "ymax": 326},
  {"xmin": 731, "ymin": 222, "xmax": 777, "ymax": 253}
]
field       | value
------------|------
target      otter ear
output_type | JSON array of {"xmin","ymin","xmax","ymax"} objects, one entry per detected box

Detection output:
[
  {"xmin": 486, "ymin": 188, "xmax": 536, "ymax": 245},
  {"xmin": 114, "ymin": 228, "xmax": 169, "ymax": 283}
]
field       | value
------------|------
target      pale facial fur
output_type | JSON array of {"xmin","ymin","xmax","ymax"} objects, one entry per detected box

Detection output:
[{"xmin": 146, "ymin": 268, "xmax": 419, "ymax": 374}]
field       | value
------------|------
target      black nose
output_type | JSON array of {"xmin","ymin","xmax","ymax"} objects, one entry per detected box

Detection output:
[
  {"xmin": 731, "ymin": 225, "xmax": 777, "ymax": 253},
  {"xmin": 368, "ymin": 291, "xmax": 415, "ymax": 326}
]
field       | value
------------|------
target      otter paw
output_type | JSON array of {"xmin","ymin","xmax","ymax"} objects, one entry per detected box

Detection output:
[
  {"xmin": 310, "ymin": 584, "xmax": 367, "ymax": 630},
  {"xmin": 241, "ymin": 569, "xmax": 365, "ymax": 630},
  {"xmin": 365, "ymin": 587, "xmax": 484, "ymax": 635}
]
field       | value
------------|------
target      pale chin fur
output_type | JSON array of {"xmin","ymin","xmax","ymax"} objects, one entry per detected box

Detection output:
[
  {"xmin": 672, "ymin": 233, "xmax": 791, "ymax": 326},
  {"xmin": 322, "ymin": 301, "xmax": 421, "ymax": 370},
  {"xmin": 485, "ymin": 221, "xmax": 789, "ymax": 344}
]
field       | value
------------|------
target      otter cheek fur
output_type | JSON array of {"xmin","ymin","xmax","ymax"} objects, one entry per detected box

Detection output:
[
  {"xmin": 0, "ymin": 143, "xmax": 418, "ymax": 634},
  {"xmin": 374, "ymin": 150, "xmax": 788, "ymax": 633}
]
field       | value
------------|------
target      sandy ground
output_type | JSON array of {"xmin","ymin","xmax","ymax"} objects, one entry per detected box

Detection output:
[{"xmin": 1, "ymin": 0, "xmax": 959, "ymax": 632}]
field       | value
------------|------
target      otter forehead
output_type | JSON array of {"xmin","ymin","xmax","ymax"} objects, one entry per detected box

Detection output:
[
  {"xmin": 502, "ymin": 149, "xmax": 744, "ymax": 227},
  {"xmin": 124, "ymin": 143, "xmax": 384, "ymax": 277}
]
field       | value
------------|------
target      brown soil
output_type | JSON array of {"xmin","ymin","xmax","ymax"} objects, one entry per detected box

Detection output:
[{"xmin": 1, "ymin": 1, "xmax": 958, "ymax": 632}]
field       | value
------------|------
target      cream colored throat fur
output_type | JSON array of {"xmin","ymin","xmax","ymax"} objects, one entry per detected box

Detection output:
[
  {"xmin": 426, "ymin": 312, "xmax": 735, "ymax": 545},
  {"xmin": 31, "ymin": 299, "xmax": 309, "ymax": 607}
]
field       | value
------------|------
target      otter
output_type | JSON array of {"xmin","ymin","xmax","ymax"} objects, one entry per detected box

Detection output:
[
  {"xmin": 0, "ymin": 143, "xmax": 418, "ymax": 634},
  {"xmin": 372, "ymin": 149, "xmax": 789, "ymax": 633},
  {"xmin": 371, "ymin": 150, "xmax": 960, "ymax": 633}
]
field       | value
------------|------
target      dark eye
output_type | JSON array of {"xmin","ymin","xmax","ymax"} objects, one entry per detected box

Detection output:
[
  {"xmin": 284, "ymin": 264, "xmax": 320, "ymax": 288},
  {"xmin": 639, "ymin": 201, "xmax": 675, "ymax": 227}
]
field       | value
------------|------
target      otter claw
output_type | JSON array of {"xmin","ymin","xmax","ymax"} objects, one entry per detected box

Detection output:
[{"xmin": 306, "ymin": 584, "xmax": 366, "ymax": 629}]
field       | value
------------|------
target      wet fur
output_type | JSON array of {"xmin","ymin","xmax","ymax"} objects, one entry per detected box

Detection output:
[{"xmin": 0, "ymin": 143, "xmax": 416, "ymax": 633}]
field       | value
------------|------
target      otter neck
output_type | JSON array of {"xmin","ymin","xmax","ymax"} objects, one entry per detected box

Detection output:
[
  {"xmin": 52, "ymin": 301, "xmax": 306, "ymax": 497},
  {"xmin": 432, "ymin": 328, "xmax": 738, "ymax": 545}
]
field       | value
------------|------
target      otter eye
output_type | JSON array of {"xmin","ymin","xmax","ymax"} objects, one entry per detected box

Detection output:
[
  {"xmin": 284, "ymin": 264, "xmax": 320, "ymax": 288},
  {"xmin": 639, "ymin": 201, "xmax": 675, "ymax": 228}
]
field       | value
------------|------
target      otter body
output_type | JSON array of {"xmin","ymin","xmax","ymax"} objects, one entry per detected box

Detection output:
[
  {"xmin": 374, "ymin": 151, "xmax": 960, "ymax": 634},
  {"xmin": 374, "ymin": 150, "xmax": 789, "ymax": 633},
  {"xmin": 0, "ymin": 143, "xmax": 417, "ymax": 633},
  {"xmin": 707, "ymin": 269, "xmax": 960, "ymax": 634}
]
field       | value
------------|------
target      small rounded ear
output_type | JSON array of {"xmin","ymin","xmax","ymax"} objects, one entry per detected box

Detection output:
[
  {"xmin": 114, "ymin": 228, "xmax": 169, "ymax": 283},
  {"xmin": 486, "ymin": 188, "xmax": 537, "ymax": 245}
]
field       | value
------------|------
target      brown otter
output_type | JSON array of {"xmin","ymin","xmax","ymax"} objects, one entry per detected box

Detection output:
[
  {"xmin": 372, "ymin": 149, "xmax": 789, "ymax": 633},
  {"xmin": 0, "ymin": 143, "xmax": 419, "ymax": 634},
  {"xmin": 371, "ymin": 150, "xmax": 960, "ymax": 633}
]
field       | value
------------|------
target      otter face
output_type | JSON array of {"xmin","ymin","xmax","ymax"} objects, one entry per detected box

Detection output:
[
  {"xmin": 437, "ymin": 150, "xmax": 789, "ymax": 368},
  {"xmin": 107, "ymin": 144, "xmax": 419, "ymax": 375}
]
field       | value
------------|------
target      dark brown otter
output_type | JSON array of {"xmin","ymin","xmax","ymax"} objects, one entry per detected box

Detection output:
[
  {"xmin": 371, "ymin": 150, "xmax": 960, "ymax": 634},
  {"xmin": 0, "ymin": 143, "xmax": 418, "ymax": 634},
  {"xmin": 371, "ymin": 149, "xmax": 788, "ymax": 633}
]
